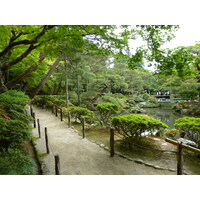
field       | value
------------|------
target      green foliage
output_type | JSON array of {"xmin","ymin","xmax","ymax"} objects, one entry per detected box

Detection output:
[
  {"xmin": 96, "ymin": 103, "xmax": 120, "ymax": 126},
  {"xmin": 142, "ymin": 93, "xmax": 150, "ymax": 100},
  {"xmin": 97, "ymin": 94, "xmax": 125, "ymax": 107},
  {"xmin": 148, "ymin": 96, "xmax": 157, "ymax": 103},
  {"xmin": 0, "ymin": 118, "xmax": 31, "ymax": 151},
  {"xmin": 174, "ymin": 117, "xmax": 200, "ymax": 147},
  {"xmin": 0, "ymin": 148, "xmax": 35, "ymax": 175},
  {"xmin": 164, "ymin": 129, "xmax": 180, "ymax": 139},
  {"xmin": 133, "ymin": 96, "xmax": 144, "ymax": 102},
  {"xmin": 66, "ymin": 106, "xmax": 95, "ymax": 123},
  {"xmin": 130, "ymin": 106, "xmax": 144, "ymax": 113},
  {"xmin": 0, "ymin": 90, "xmax": 32, "ymax": 123},
  {"xmin": 111, "ymin": 114, "xmax": 168, "ymax": 141}
]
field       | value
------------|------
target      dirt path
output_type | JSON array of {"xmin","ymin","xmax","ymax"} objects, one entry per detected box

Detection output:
[{"xmin": 30, "ymin": 106, "xmax": 176, "ymax": 175}]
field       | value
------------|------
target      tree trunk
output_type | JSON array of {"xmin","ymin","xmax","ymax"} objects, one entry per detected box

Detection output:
[
  {"xmin": 5, "ymin": 65, "xmax": 37, "ymax": 89},
  {"xmin": 77, "ymin": 75, "xmax": 81, "ymax": 106},
  {"xmin": 0, "ymin": 69, "xmax": 7, "ymax": 93},
  {"xmin": 30, "ymin": 58, "xmax": 61, "ymax": 99},
  {"xmin": 4, "ymin": 53, "xmax": 45, "ymax": 91},
  {"xmin": 64, "ymin": 53, "xmax": 69, "ymax": 108}
]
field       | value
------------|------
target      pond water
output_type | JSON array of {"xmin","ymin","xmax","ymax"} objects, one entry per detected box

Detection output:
[{"xmin": 143, "ymin": 107, "xmax": 182, "ymax": 129}]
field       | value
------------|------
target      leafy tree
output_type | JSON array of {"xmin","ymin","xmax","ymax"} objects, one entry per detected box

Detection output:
[
  {"xmin": 96, "ymin": 102, "xmax": 120, "ymax": 126},
  {"xmin": 112, "ymin": 114, "xmax": 168, "ymax": 141},
  {"xmin": 66, "ymin": 106, "xmax": 95, "ymax": 123},
  {"xmin": 174, "ymin": 117, "xmax": 200, "ymax": 148}
]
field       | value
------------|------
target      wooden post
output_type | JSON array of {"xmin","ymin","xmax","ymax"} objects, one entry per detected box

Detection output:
[
  {"xmin": 177, "ymin": 142, "xmax": 183, "ymax": 175},
  {"xmin": 110, "ymin": 127, "xmax": 115, "ymax": 157},
  {"xmin": 30, "ymin": 104, "xmax": 33, "ymax": 117},
  {"xmin": 82, "ymin": 117, "xmax": 85, "ymax": 138},
  {"xmin": 45, "ymin": 127, "xmax": 50, "ymax": 154},
  {"xmin": 37, "ymin": 119, "xmax": 41, "ymax": 138},
  {"xmin": 55, "ymin": 154, "xmax": 60, "ymax": 175},
  {"xmin": 55, "ymin": 106, "xmax": 58, "ymax": 117},
  {"xmin": 68, "ymin": 112, "xmax": 71, "ymax": 127},
  {"xmin": 60, "ymin": 108, "xmax": 63, "ymax": 121},
  {"xmin": 33, "ymin": 112, "xmax": 36, "ymax": 128}
]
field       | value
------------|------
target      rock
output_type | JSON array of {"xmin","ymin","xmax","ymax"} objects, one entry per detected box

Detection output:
[
  {"xmin": 145, "ymin": 163, "xmax": 155, "ymax": 167},
  {"xmin": 100, "ymin": 144, "xmax": 105, "ymax": 147},
  {"xmin": 104, "ymin": 147, "xmax": 109, "ymax": 150},
  {"xmin": 177, "ymin": 138, "xmax": 197, "ymax": 147},
  {"xmin": 168, "ymin": 168, "xmax": 176, "ymax": 172},
  {"xmin": 134, "ymin": 159, "xmax": 144, "ymax": 164},
  {"xmin": 153, "ymin": 165, "xmax": 163, "ymax": 170}
]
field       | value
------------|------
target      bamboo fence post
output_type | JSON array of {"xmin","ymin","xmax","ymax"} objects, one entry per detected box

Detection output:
[
  {"xmin": 30, "ymin": 104, "xmax": 33, "ymax": 117},
  {"xmin": 55, "ymin": 154, "xmax": 60, "ymax": 175},
  {"xmin": 33, "ymin": 112, "xmax": 36, "ymax": 128},
  {"xmin": 110, "ymin": 127, "xmax": 115, "ymax": 157},
  {"xmin": 82, "ymin": 117, "xmax": 85, "ymax": 138},
  {"xmin": 177, "ymin": 142, "xmax": 183, "ymax": 175},
  {"xmin": 45, "ymin": 127, "xmax": 50, "ymax": 154},
  {"xmin": 55, "ymin": 106, "xmax": 58, "ymax": 117},
  {"xmin": 37, "ymin": 119, "xmax": 41, "ymax": 138},
  {"xmin": 68, "ymin": 112, "xmax": 71, "ymax": 127},
  {"xmin": 60, "ymin": 108, "xmax": 63, "ymax": 121}
]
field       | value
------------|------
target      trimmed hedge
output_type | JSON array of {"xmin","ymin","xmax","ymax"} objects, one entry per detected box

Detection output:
[{"xmin": 112, "ymin": 114, "xmax": 168, "ymax": 140}]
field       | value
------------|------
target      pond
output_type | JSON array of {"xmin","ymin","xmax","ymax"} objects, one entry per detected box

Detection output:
[{"xmin": 143, "ymin": 107, "xmax": 182, "ymax": 129}]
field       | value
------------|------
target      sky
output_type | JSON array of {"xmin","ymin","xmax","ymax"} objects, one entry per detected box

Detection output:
[{"xmin": 162, "ymin": 25, "xmax": 200, "ymax": 49}]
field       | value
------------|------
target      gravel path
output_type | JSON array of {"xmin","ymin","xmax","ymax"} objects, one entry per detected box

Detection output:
[{"xmin": 31, "ymin": 106, "xmax": 175, "ymax": 175}]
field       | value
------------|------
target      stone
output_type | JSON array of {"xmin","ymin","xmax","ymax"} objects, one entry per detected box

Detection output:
[
  {"xmin": 100, "ymin": 144, "xmax": 105, "ymax": 147},
  {"xmin": 134, "ymin": 159, "xmax": 144, "ymax": 164}
]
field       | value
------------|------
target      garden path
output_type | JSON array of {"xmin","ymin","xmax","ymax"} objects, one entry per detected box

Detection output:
[{"xmin": 30, "ymin": 106, "xmax": 176, "ymax": 175}]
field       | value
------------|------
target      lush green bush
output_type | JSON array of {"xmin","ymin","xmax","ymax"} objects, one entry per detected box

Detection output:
[
  {"xmin": 164, "ymin": 129, "xmax": 180, "ymax": 139},
  {"xmin": 96, "ymin": 103, "xmax": 120, "ymax": 126},
  {"xmin": 148, "ymin": 96, "xmax": 157, "ymax": 103},
  {"xmin": 0, "ymin": 148, "xmax": 35, "ymax": 175},
  {"xmin": 0, "ymin": 90, "xmax": 32, "ymax": 123},
  {"xmin": 66, "ymin": 106, "xmax": 95, "ymax": 123},
  {"xmin": 96, "ymin": 95, "xmax": 125, "ymax": 107},
  {"xmin": 0, "ymin": 90, "xmax": 30, "ymax": 106},
  {"xmin": 174, "ymin": 117, "xmax": 200, "ymax": 147},
  {"xmin": 133, "ymin": 96, "xmax": 144, "ymax": 102},
  {"xmin": 112, "ymin": 114, "xmax": 168, "ymax": 141},
  {"xmin": 142, "ymin": 93, "xmax": 150, "ymax": 100},
  {"xmin": 0, "ymin": 118, "xmax": 31, "ymax": 151}
]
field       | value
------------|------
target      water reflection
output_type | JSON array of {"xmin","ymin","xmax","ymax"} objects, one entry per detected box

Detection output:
[{"xmin": 143, "ymin": 108, "xmax": 181, "ymax": 129}]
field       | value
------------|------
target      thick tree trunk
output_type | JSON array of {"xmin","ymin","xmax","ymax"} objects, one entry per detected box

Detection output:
[
  {"xmin": 0, "ymin": 69, "xmax": 7, "ymax": 93},
  {"xmin": 5, "ymin": 53, "xmax": 45, "ymax": 90},
  {"xmin": 6, "ymin": 65, "xmax": 37, "ymax": 89},
  {"xmin": 30, "ymin": 58, "xmax": 61, "ymax": 99}
]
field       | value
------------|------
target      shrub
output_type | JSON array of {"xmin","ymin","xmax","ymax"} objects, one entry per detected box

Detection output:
[
  {"xmin": 174, "ymin": 117, "xmax": 200, "ymax": 147},
  {"xmin": 66, "ymin": 106, "xmax": 95, "ymax": 123},
  {"xmin": 96, "ymin": 95, "xmax": 125, "ymax": 107},
  {"xmin": 142, "ymin": 93, "xmax": 150, "ymax": 100},
  {"xmin": 96, "ymin": 103, "xmax": 120, "ymax": 126},
  {"xmin": 0, "ymin": 149, "xmax": 35, "ymax": 175},
  {"xmin": 148, "ymin": 96, "xmax": 157, "ymax": 103},
  {"xmin": 0, "ymin": 118, "xmax": 31, "ymax": 151},
  {"xmin": 111, "ymin": 114, "xmax": 168, "ymax": 141},
  {"xmin": 133, "ymin": 96, "xmax": 144, "ymax": 102},
  {"xmin": 0, "ymin": 90, "xmax": 30, "ymax": 106},
  {"xmin": 0, "ymin": 90, "xmax": 32, "ymax": 123},
  {"xmin": 164, "ymin": 129, "xmax": 180, "ymax": 139}
]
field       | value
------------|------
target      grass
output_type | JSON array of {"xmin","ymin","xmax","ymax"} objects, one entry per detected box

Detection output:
[
  {"xmin": 71, "ymin": 120, "xmax": 162, "ymax": 161},
  {"xmin": 68, "ymin": 118, "xmax": 200, "ymax": 174}
]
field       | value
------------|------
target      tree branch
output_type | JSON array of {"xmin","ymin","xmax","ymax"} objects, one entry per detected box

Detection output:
[{"xmin": 0, "ymin": 25, "xmax": 55, "ymax": 58}]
